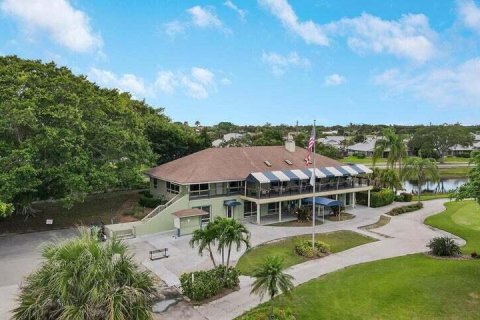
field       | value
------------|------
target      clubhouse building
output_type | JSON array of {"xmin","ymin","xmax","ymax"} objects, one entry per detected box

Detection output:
[{"xmin": 107, "ymin": 137, "xmax": 373, "ymax": 238}]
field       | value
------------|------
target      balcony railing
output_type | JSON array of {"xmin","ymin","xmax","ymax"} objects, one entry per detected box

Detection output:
[
  {"xmin": 189, "ymin": 187, "xmax": 243, "ymax": 200},
  {"xmin": 245, "ymin": 179, "xmax": 369, "ymax": 199}
]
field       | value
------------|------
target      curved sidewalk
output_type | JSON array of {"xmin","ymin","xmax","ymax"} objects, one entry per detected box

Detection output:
[{"xmin": 194, "ymin": 199, "xmax": 463, "ymax": 320}]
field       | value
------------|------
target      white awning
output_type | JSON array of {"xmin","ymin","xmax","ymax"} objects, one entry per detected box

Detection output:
[{"xmin": 324, "ymin": 166, "xmax": 344, "ymax": 177}]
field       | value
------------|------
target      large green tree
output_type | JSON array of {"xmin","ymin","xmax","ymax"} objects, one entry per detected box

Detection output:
[
  {"xmin": 0, "ymin": 56, "xmax": 209, "ymax": 214},
  {"xmin": 455, "ymin": 150, "xmax": 480, "ymax": 203},
  {"xmin": 13, "ymin": 229, "xmax": 157, "ymax": 319},
  {"xmin": 408, "ymin": 125, "xmax": 473, "ymax": 161}
]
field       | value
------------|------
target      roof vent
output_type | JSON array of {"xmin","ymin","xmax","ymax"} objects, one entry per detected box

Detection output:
[
  {"xmin": 285, "ymin": 159, "xmax": 292, "ymax": 165},
  {"xmin": 264, "ymin": 160, "xmax": 272, "ymax": 167}
]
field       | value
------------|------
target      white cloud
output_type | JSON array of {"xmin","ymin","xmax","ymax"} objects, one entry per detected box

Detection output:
[
  {"xmin": 187, "ymin": 6, "xmax": 223, "ymax": 29},
  {"xmin": 262, "ymin": 51, "xmax": 310, "ymax": 75},
  {"xmin": 220, "ymin": 77, "xmax": 232, "ymax": 85},
  {"xmin": 154, "ymin": 67, "xmax": 218, "ymax": 99},
  {"xmin": 88, "ymin": 68, "xmax": 148, "ymax": 97},
  {"xmin": 163, "ymin": 20, "xmax": 185, "ymax": 38},
  {"xmin": 154, "ymin": 71, "xmax": 177, "ymax": 94},
  {"xmin": 259, "ymin": 0, "xmax": 436, "ymax": 62},
  {"xmin": 1, "ymin": 0, "xmax": 102, "ymax": 52},
  {"xmin": 258, "ymin": 0, "xmax": 329, "ymax": 45},
  {"xmin": 224, "ymin": 1, "xmax": 246, "ymax": 20},
  {"xmin": 164, "ymin": 5, "xmax": 229, "ymax": 37},
  {"xmin": 327, "ymin": 13, "xmax": 437, "ymax": 63},
  {"xmin": 458, "ymin": 0, "xmax": 480, "ymax": 34},
  {"xmin": 191, "ymin": 67, "xmax": 215, "ymax": 85},
  {"xmin": 324, "ymin": 74, "xmax": 346, "ymax": 86},
  {"xmin": 374, "ymin": 58, "xmax": 480, "ymax": 107}
]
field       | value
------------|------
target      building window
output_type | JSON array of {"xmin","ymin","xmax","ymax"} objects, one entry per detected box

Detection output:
[
  {"xmin": 268, "ymin": 202, "xmax": 278, "ymax": 213},
  {"xmin": 244, "ymin": 201, "xmax": 256, "ymax": 217},
  {"xmin": 166, "ymin": 181, "xmax": 180, "ymax": 194},
  {"xmin": 190, "ymin": 183, "xmax": 209, "ymax": 197},
  {"xmin": 153, "ymin": 178, "xmax": 158, "ymax": 189},
  {"xmin": 194, "ymin": 205, "xmax": 211, "ymax": 224},
  {"xmin": 228, "ymin": 181, "xmax": 244, "ymax": 193}
]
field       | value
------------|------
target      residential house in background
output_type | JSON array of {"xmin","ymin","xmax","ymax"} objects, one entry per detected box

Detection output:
[
  {"xmin": 347, "ymin": 137, "xmax": 379, "ymax": 157},
  {"xmin": 318, "ymin": 136, "xmax": 346, "ymax": 149},
  {"xmin": 448, "ymin": 133, "xmax": 480, "ymax": 156},
  {"xmin": 107, "ymin": 137, "xmax": 373, "ymax": 238},
  {"xmin": 212, "ymin": 132, "xmax": 244, "ymax": 147}
]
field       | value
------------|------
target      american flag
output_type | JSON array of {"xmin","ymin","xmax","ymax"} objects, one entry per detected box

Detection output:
[{"xmin": 305, "ymin": 126, "xmax": 315, "ymax": 165}]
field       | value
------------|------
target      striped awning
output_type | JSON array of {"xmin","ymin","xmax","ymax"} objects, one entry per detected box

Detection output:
[{"xmin": 246, "ymin": 164, "xmax": 372, "ymax": 184}]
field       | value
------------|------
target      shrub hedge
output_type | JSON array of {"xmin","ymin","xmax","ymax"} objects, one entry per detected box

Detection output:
[
  {"xmin": 138, "ymin": 191, "xmax": 165, "ymax": 208},
  {"xmin": 294, "ymin": 240, "xmax": 330, "ymax": 258},
  {"xmin": 180, "ymin": 266, "xmax": 240, "ymax": 301},
  {"xmin": 387, "ymin": 202, "xmax": 423, "ymax": 216},
  {"xmin": 357, "ymin": 189, "xmax": 395, "ymax": 208},
  {"xmin": 394, "ymin": 192, "xmax": 413, "ymax": 202}
]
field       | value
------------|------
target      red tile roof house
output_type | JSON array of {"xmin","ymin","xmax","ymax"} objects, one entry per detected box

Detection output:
[{"xmin": 106, "ymin": 137, "xmax": 373, "ymax": 238}]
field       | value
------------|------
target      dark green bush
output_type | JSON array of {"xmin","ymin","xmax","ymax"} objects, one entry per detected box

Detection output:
[
  {"xmin": 427, "ymin": 237, "xmax": 461, "ymax": 257},
  {"xmin": 139, "ymin": 190, "xmax": 153, "ymax": 198},
  {"xmin": 294, "ymin": 240, "xmax": 330, "ymax": 258},
  {"xmin": 239, "ymin": 307, "xmax": 296, "ymax": 320},
  {"xmin": 138, "ymin": 193, "xmax": 165, "ymax": 208},
  {"xmin": 353, "ymin": 152, "xmax": 366, "ymax": 159},
  {"xmin": 358, "ymin": 189, "xmax": 395, "ymax": 207},
  {"xmin": 180, "ymin": 266, "xmax": 240, "ymax": 301},
  {"xmin": 387, "ymin": 202, "xmax": 423, "ymax": 216},
  {"xmin": 394, "ymin": 192, "xmax": 413, "ymax": 202}
]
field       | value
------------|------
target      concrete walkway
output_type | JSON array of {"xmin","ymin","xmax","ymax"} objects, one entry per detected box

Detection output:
[{"xmin": 157, "ymin": 199, "xmax": 463, "ymax": 320}]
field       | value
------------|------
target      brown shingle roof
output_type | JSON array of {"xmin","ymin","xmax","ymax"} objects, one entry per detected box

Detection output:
[
  {"xmin": 147, "ymin": 146, "xmax": 343, "ymax": 184},
  {"xmin": 172, "ymin": 208, "xmax": 208, "ymax": 218}
]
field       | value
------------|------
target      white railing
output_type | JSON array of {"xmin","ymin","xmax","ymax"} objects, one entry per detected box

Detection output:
[{"xmin": 142, "ymin": 193, "xmax": 183, "ymax": 221}]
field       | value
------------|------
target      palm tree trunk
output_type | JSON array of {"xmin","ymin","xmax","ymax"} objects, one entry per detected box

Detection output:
[
  {"xmin": 226, "ymin": 244, "xmax": 232, "ymax": 268},
  {"xmin": 221, "ymin": 246, "xmax": 224, "ymax": 266},
  {"xmin": 270, "ymin": 293, "xmax": 275, "ymax": 320},
  {"xmin": 208, "ymin": 244, "xmax": 216, "ymax": 267},
  {"xmin": 418, "ymin": 178, "xmax": 422, "ymax": 202}
]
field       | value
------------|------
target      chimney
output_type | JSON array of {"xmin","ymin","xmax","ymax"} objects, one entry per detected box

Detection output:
[{"xmin": 285, "ymin": 133, "xmax": 295, "ymax": 152}]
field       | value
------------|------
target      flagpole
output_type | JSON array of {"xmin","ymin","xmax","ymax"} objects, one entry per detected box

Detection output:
[{"xmin": 312, "ymin": 120, "xmax": 316, "ymax": 249}]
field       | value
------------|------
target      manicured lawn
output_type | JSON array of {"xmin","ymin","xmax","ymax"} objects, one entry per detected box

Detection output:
[
  {"xmin": 443, "ymin": 156, "xmax": 470, "ymax": 163},
  {"xmin": 235, "ymin": 230, "xmax": 375, "ymax": 276},
  {"xmin": 438, "ymin": 166, "xmax": 470, "ymax": 178},
  {"xmin": 341, "ymin": 156, "xmax": 384, "ymax": 165},
  {"xmin": 238, "ymin": 254, "xmax": 480, "ymax": 320},
  {"xmin": 417, "ymin": 193, "xmax": 452, "ymax": 201},
  {"xmin": 0, "ymin": 190, "xmax": 143, "ymax": 234},
  {"xmin": 425, "ymin": 200, "xmax": 480, "ymax": 254}
]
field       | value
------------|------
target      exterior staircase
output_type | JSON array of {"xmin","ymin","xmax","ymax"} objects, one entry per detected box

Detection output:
[{"xmin": 106, "ymin": 193, "xmax": 184, "ymax": 238}]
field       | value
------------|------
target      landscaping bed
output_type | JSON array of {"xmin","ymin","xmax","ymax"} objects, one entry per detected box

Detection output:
[
  {"xmin": 0, "ymin": 190, "xmax": 143, "ymax": 234},
  {"xmin": 324, "ymin": 212, "xmax": 355, "ymax": 221},
  {"xmin": 386, "ymin": 202, "xmax": 423, "ymax": 216},
  {"xmin": 268, "ymin": 219, "xmax": 323, "ymax": 227},
  {"xmin": 235, "ymin": 231, "xmax": 376, "ymax": 276}
]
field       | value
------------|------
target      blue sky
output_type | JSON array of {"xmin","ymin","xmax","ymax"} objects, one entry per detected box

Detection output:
[{"xmin": 1, "ymin": 0, "xmax": 480, "ymax": 126}]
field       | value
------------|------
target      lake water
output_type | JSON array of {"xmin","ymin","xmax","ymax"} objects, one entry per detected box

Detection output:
[{"xmin": 402, "ymin": 178, "xmax": 468, "ymax": 193}]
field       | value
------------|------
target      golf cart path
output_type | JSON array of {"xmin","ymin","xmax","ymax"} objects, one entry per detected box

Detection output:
[{"xmin": 189, "ymin": 199, "xmax": 463, "ymax": 320}]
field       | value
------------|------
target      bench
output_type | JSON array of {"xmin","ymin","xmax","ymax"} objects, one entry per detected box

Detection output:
[{"xmin": 150, "ymin": 248, "xmax": 169, "ymax": 261}]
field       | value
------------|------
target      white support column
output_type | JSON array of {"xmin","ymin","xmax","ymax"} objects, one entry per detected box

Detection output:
[
  {"xmin": 298, "ymin": 199, "xmax": 301, "ymax": 208},
  {"xmin": 279, "ymin": 201, "xmax": 282, "ymax": 222},
  {"xmin": 256, "ymin": 202, "xmax": 261, "ymax": 224},
  {"xmin": 352, "ymin": 192, "xmax": 356, "ymax": 208},
  {"xmin": 335, "ymin": 194, "xmax": 338, "ymax": 200},
  {"xmin": 367, "ymin": 190, "xmax": 371, "ymax": 207}
]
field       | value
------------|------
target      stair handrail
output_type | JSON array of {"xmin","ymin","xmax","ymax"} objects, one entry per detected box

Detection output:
[{"xmin": 142, "ymin": 192, "xmax": 183, "ymax": 221}]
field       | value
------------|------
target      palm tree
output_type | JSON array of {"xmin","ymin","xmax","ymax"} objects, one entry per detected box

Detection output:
[
  {"xmin": 373, "ymin": 128, "xmax": 407, "ymax": 173},
  {"xmin": 13, "ymin": 228, "xmax": 157, "ymax": 320},
  {"xmin": 251, "ymin": 256, "xmax": 295, "ymax": 319},
  {"xmin": 218, "ymin": 218, "xmax": 251, "ymax": 267},
  {"xmin": 189, "ymin": 222, "xmax": 218, "ymax": 267},
  {"xmin": 402, "ymin": 157, "xmax": 440, "ymax": 202},
  {"xmin": 380, "ymin": 168, "xmax": 402, "ymax": 191}
]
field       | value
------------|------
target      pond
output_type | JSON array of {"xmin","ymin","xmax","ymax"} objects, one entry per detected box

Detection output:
[{"xmin": 402, "ymin": 178, "xmax": 468, "ymax": 193}]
